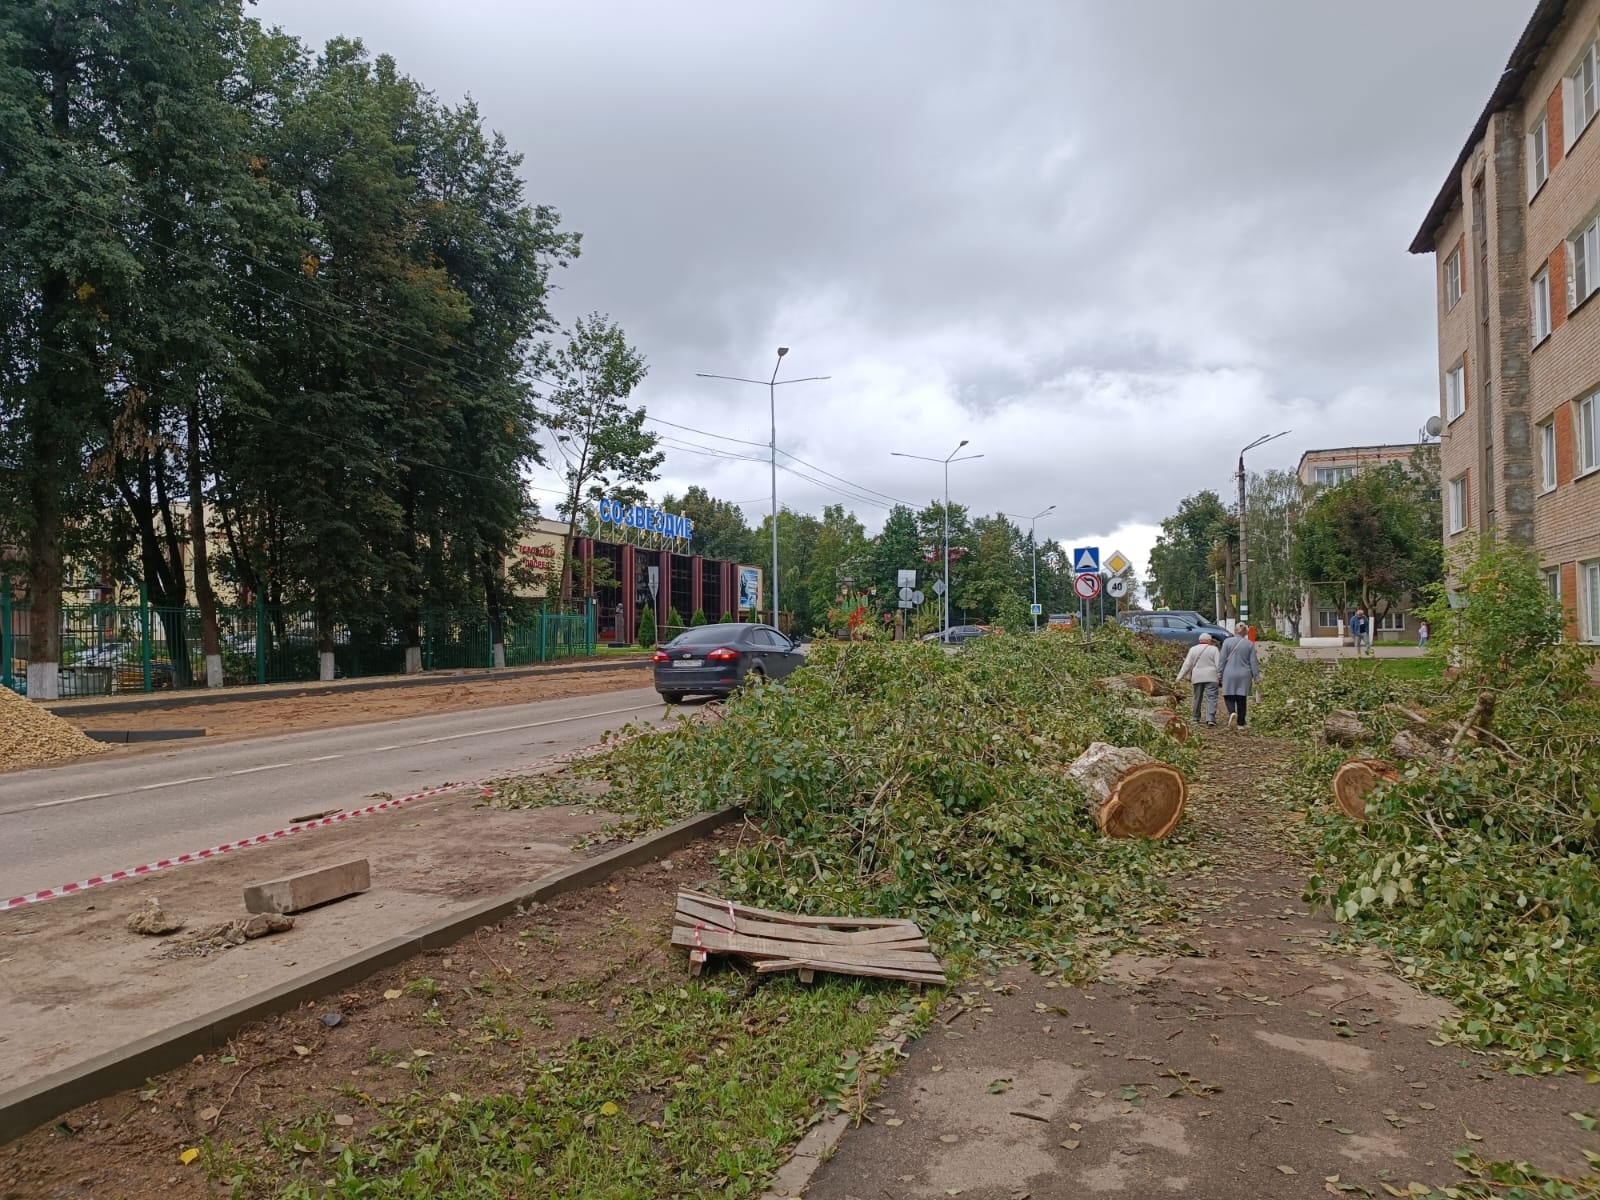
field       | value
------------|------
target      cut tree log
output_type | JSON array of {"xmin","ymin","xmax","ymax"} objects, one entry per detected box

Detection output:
[
  {"xmin": 1332, "ymin": 758, "xmax": 1397, "ymax": 820},
  {"xmin": 1122, "ymin": 707, "xmax": 1190, "ymax": 744},
  {"xmin": 1323, "ymin": 709, "xmax": 1369, "ymax": 747},
  {"xmin": 1390, "ymin": 728, "xmax": 1448, "ymax": 764},
  {"xmin": 1065, "ymin": 742, "xmax": 1187, "ymax": 839},
  {"xmin": 1099, "ymin": 673, "xmax": 1176, "ymax": 698}
]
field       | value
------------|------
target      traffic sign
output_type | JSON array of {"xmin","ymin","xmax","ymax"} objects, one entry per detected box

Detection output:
[
  {"xmin": 897, "ymin": 600, "xmax": 913, "ymax": 609},
  {"xmin": 1107, "ymin": 576, "xmax": 1130, "ymax": 598},
  {"xmin": 1072, "ymin": 546, "xmax": 1100, "ymax": 575},
  {"xmin": 911, "ymin": 590, "xmax": 925, "ymax": 605},
  {"xmin": 1105, "ymin": 549, "xmax": 1131, "ymax": 577},
  {"xmin": 1073, "ymin": 573, "xmax": 1102, "ymax": 600},
  {"xmin": 932, "ymin": 580, "xmax": 946, "ymax": 596},
  {"xmin": 898, "ymin": 586, "xmax": 914, "ymax": 601},
  {"xmin": 897, "ymin": 569, "xmax": 917, "ymax": 588},
  {"xmin": 1029, "ymin": 602, "xmax": 1042, "ymax": 615}
]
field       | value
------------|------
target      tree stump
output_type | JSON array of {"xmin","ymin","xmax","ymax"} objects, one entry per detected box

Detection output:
[
  {"xmin": 1389, "ymin": 728, "xmax": 1447, "ymax": 764},
  {"xmin": 1099, "ymin": 674, "xmax": 1175, "ymax": 698},
  {"xmin": 1323, "ymin": 709, "xmax": 1368, "ymax": 747},
  {"xmin": 1122, "ymin": 707, "xmax": 1190, "ymax": 744},
  {"xmin": 1066, "ymin": 742, "xmax": 1187, "ymax": 838},
  {"xmin": 1332, "ymin": 758, "xmax": 1397, "ymax": 820}
]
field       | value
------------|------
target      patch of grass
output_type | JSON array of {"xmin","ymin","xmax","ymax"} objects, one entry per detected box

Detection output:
[
  {"xmin": 234, "ymin": 976, "xmax": 931, "ymax": 1199},
  {"xmin": 1341, "ymin": 655, "xmax": 1443, "ymax": 681}
]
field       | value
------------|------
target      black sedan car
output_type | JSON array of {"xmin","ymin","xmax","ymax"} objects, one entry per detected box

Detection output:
[{"xmin": 652, "ymin": 622, "xmax": 804, "ymax": 701}]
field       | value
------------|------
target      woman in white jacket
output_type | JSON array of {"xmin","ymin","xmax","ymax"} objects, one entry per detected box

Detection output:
[{"xmin": 1176, "ymin": 633, "xmax": 1221, "ymax": 727}]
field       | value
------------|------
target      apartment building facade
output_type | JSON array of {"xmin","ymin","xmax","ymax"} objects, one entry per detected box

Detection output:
[
  {"xmin": 1293, "ymin": 444, "xmax": 1426, "ymax": 642},
  {"xmin": 1411, "ymin": 0, "xmax": 1600, "ymax": 644}
]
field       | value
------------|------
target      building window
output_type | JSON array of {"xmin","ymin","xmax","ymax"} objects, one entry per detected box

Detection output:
[
  {"xmin": 1448, "ymin": 474, "xmax": 1468, "ymax": 534},
  {"xmin": 1530, "ymin": 116, "xmax": 1550, "ymax": 192},
  {"xmin": 1540, "ymin": 420, "xmax": 1558, "ymax": 491},
  {"xmin": 1533, "ymin": 267, "xmax": 1552, "ymax": 342},
  {"xmin": 1580, "ymin": 390, "xmax": 1599, "ymax": 474},
  {"xmin": 1313, "ymin": 465, "xmax": 1356, "ymax": 486},
  {"xmin": 1375, "ymin": 611, "xmax": 1406, "ymax": 632},
  {"xmin": 1582, "ymin": 561, "xmax": 1600, "ymax": 643},
  {"xmin": 1545, "ymin": 567, "xmax": 1561, "ymax": 601},
  {"xmin": 1316, "ymin": 610, "xmax": 1341, "ymax": 630},
  {"xmin": 1570, "ymin": 217, "xmax": 1600, "ymax": 309},
  {"xmin": 1445, "ymin": 362, "xmax": 1465, "ymax": 421},
  {"xmin": 1570, "ymin": 42, "xmax": 1599, "ymax": 146},
  {"xmin": 1444, "ymin": 248, "xmax": 1462, "ymax": 309}
]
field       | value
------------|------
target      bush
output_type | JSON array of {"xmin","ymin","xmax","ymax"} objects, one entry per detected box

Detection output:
[
  {"xmin": 691, "ymin": 608, "xmax": 707, "ymax": 626},
  {"xmin": 666, "ymin": 607, "xmax": 684, "ymax": 633},
  {"xmin": 636, "ymin": 604, "xmax": 657, "ymax": 648}
]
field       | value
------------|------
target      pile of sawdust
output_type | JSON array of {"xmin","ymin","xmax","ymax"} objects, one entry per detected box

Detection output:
[{"xmin": 0, "ymin": 687, "xmax": 106, "ymax": 769}]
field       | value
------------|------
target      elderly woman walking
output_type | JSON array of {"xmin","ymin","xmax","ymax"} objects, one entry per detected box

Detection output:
[
  {"xmin": 1219, "ymin": 622, "xmax": 1262, "ymax": 729},
  {"xmin": 1177, "ymin": 632, "xmax": 1222, "ymax": 727}
]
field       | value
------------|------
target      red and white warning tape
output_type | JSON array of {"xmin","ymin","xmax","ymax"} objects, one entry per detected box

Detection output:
[{"xmin": 2, "ymin": 729, "xmax": 651, "ymax": 912}]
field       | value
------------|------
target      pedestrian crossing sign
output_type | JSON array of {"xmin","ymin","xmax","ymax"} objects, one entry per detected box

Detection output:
[{"xmin": 1105, "ymin": 550, "xmax": 1131, "ymax": 576}]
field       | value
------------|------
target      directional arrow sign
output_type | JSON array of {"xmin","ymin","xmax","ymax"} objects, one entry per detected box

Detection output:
[
  {"xmin": 1072, "ymin": 546, "xmax": 1100, "ymax": 575},
  {"xmin": 1105, "ymin": 550, "xmax": 1132, "ymax": 577},
  {"xmin": 1073, "ymin": 572, "xmax": 1102, "ymax": 600}
]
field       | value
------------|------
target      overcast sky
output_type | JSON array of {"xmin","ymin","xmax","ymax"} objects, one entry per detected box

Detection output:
[{"xmin": 253, "ymin": 0, "xmax": 1529, "ymax": 577}]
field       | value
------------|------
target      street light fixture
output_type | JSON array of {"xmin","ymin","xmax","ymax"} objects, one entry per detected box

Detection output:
[
  {"xmin": 696, "ymin": 351, "xmax": 830, "ymax": 631},
  {"xmin": 1005, "ymin": 505, "xmax": 1057, "ymax": 631},
  {"xmin": 890, "ymin": 441, "xmax": 983, "ymax": 635},
  {"xmin": 1236, "ymin": 429, "xmax": 1291, "ymax": 628}
]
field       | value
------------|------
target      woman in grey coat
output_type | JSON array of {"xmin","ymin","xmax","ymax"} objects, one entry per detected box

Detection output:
[{"xmin": 1219, "ymin": 623, "xmax": 1261, "ymax": 728}]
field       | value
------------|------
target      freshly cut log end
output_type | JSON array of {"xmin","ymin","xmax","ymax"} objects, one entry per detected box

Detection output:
[
  {"xmin": 1324, "ymin": 708, "xmax": 1369, "ymax": 748},
  {"xmin": 1332, "ymin": 758, "xmax": 1397, "ymax": 820},
  {"xmin": 1066, "ymin": 742, "xmax": 1188, "ymax": 839}
]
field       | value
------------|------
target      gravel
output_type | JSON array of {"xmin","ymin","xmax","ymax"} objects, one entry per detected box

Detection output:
[{"xmin": 0, "ymin": 688, "xmax": 107, "ymax": 770}]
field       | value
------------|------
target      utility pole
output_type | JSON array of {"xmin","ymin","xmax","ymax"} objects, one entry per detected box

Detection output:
[
  {"xmin": 1237, "ymin": 429, "xmax": 1290, "ymax": 630},
  {"xmin": 892, "ymin": 442, "xmax": 983, "ymax": 636},
  {"xmin": 1006, "ymin": 505, "xmax": 1055, "ymax": 630},
  {"xmin": 696, "ymin": 350, "xmax": 830, "ymax": 632}
]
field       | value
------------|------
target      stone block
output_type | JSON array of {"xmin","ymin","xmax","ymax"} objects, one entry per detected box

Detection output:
[{"xmin": 244, "ymin": 859, "xmax": 370, "ymax": 915}]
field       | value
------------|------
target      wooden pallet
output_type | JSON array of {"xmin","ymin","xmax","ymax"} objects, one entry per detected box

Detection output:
[{"xmin": 672, "ymin": 889, "xmax": 945, "ymax": 986}]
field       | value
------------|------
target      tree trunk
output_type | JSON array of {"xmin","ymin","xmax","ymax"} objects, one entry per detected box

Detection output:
[
  {"xmin": 1332, "ymin": 758, "xmax": 1396, "ymax": 820},
  {"xmin": 1389, "ymin": 728, "xmax": 1445, "ymax": 764},
  {"xmin": 1065, "ymin": 742, "xmax": 1187, "ymax": 838},
  {"xmin": 1323, "ymin": 709, "xmax": 1368, "ymax": 747},
  {"xmin": 1122, "ymin": 707, "xmax": 1190, "ymax": 743},
  {"xmin": 1100, "ymin": 673, "xmax": 1176, "ymax": 698},
  {"xmin": 186, "ymin": 399, "xmax": 223, "ymax": 687}
]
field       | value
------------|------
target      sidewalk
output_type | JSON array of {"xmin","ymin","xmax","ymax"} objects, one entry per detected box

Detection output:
[{"xmin": 43, "ymin": 653, "xmax": 651, "ymax": 717}]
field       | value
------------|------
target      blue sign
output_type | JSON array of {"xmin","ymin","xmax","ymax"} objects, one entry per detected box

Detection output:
[
  {"xmin": 598, "ymin": 499, "xmax": 695, "ymax": 542},
  {"xmin": 1072, "ymin": 546, "xmax": 1100, "ymax": 575},
  {"xmin": 1029, "ymin": 603, "xmax": 1042, "ymax": 615}
]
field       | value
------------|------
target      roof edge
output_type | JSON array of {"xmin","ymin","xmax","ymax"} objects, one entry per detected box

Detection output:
[{"xmin": 1408, "ymin": 0, "xmax": 1570, "ymax": 255}]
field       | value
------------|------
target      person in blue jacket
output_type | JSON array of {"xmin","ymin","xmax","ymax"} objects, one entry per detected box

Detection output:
[{"xmin": 1349, "ymin": 607, "xmax": 1371, "ymax": 657}]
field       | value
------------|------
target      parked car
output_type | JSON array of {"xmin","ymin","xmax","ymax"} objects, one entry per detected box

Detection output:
[
  {"xmin": 652, "ymin": 622, "xmax": 804, "ymax": 701},
  {"xmin": 75, "ymin": 642, "xmax": 131, "ymax": 667},
  {"xmin": 921, "ymin": 624, "xmax": 988, "ymax": 645},
  {"xmin": 1122, "ymin": 613, "xmax": 1232, "ymax": 646}
]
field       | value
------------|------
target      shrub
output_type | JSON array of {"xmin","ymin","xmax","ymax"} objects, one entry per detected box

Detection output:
[
  {"xmin": 691, "ymin": 608, "xmax": 707, "ymax": 626},
  {"xmin": 636, "ymin": 604, "xmax": 657, "ymax": 648}
]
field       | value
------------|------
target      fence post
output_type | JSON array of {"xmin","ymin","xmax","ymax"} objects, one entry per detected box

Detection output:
[
  {"xmin": 538, "ymin": 601, "xmax": 548, "ymax": 663},
  {"xmin": 139, "ymin": 580, "xmax": 153, "ymax": 692},
  {"xmin": 255, "ymin": 592, "xmax": 267, "ymax": 684},
  {"xmin": 486, "ymin": 604, "xmax": 495, "ymax": 669},
  {"xmin": 587, "ymin": 597, "xmax": 596, "ymax": 655},
  {"xmin": 1, "ymin": 575, "xmax": 11, "ymax": 692}
]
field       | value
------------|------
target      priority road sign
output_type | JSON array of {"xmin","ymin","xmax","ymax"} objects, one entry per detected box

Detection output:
[
  {"xmin": 1105, "ymin": 549, "xmax": 1131, "ymax": 577},
  {"xmin": 1073, "ymin": 572, "xmax": 1102, "ymax": 600},
  {"xmin": 1072, "ymin": 546, "xmax": 1100, "ymax": 575}
]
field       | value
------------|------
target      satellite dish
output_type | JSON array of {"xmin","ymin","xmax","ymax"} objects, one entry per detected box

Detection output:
[{"xmin": 1425, "ymin": 415, "xmax": 1443, "ymax": 437}]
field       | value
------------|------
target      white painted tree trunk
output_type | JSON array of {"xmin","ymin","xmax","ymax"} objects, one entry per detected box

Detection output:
[
  {"xmin": 404, "ymin": 647, "xmax": 422, "ymax": 675},
  {"xmin": 27, "ymin": 661, "xmax": 59, "ymax": 701},
  {"xmin": 319, "ymin": 651, "xmax": 335, "ymax": 682},
  {"xmin": 205, "ymin": 653, "xmax": 223, "ymax": 689},
  {"xmin": 492, "ymin": 643, "xmax": 506, "ymax": 668}
]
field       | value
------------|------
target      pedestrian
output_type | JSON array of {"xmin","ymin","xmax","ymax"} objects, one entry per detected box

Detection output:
[
  {"xmin": 1219, "ymin": 622, "xmax": 1261, "ymax": 729},
  {"xmin": 1177, "ymin": 632, "xmax": 1221, "ymax": 727},
  {"xmin": 1350, "ymin": 607, "xmax": 1371, "ymax": 657},
  {"xmin": 1417, "ymin": 618, "xmax": 1430, "ymax": 650}
]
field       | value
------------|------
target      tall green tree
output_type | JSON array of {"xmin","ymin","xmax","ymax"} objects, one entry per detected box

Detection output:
[
  {"xmin": 869, "ymin": 504, "xmax": 922, "ymax": 615},
  {"xmin": 1243, "ymin": 468, "xmax": 1306, "ymax": 635},
  {"xmin": 539, "ymin": 312, "xmax": 656, "ymax": 603},
  {"xmin": 1148, "ymin": 490, "xmax": 1233, "ymax": 617},
  {"xmin": 753, "ymin": 508, "xmax": 821, "ymax": 631},
  {"xmin": 957, "ymin": 514, "xmax": 1024, "ymax": 621},
  {"xmin": 805, "ymin": 503, "xmax": 869, "ymax": 629},
  {"xmin": 659, "ymin": 486, "xmax": 755, "ymax": 564}
]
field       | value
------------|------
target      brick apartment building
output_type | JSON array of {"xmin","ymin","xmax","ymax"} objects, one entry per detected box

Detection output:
[
  {"xmin": 1293, "ymin": 444, "xmax": 1426, "ymax": 642},
  {"xmin": 1411, "ymin": 0, "xmax": 1600, "ymax": 644}
]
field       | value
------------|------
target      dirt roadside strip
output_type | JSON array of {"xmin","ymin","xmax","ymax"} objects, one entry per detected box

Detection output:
[{"xmin": 0, "ymin": 796, "xmax": 740, "ymax": 1146}]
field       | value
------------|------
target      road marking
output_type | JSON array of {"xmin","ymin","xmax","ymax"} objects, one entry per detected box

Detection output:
[
  {"xmin": 229, "ymin": 763, "xmax": 290, "ymax": 775},
  {"xmin": 408, "ymin": 702, "xmax": 660, "ymax": 746},
  {"xmin": 134, "ymin": 775, "xmax": 214, "ymax": 791},
  {"xmin": 33, "ymin": 794, "xmax": 108, "ymax": 809},
  {"xmin": 305, "ymin": 754, "xmax": 343, "ymax": 763}
]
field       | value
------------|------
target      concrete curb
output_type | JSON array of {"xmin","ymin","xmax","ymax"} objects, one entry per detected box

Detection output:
[
  {"xmin": 84, "ymin": 729, "xmax": 207, "ymax": 743},
  {"xmin": 45, "ymin": 656, "xmax": 652, "ymax": 717},
  {"xmin": 0, "ymin": 805, "xmax": 742, "ymax": 1146}
]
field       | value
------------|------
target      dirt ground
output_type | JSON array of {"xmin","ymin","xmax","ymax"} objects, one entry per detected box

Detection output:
[
  {"xmin": 0, "ymin": 826, "xmax": 737, "ymax": 1200},
  {"xmin": 800, "ymin": 731, "xmax": 1600, "ymax": 1199},
  {"xmin": 48, "ymin": 663, "xmax": 651, "ymax": 748},
  {"xmin": 0, "ymin": 787, "xmax": 614, "ymax": 1095}
]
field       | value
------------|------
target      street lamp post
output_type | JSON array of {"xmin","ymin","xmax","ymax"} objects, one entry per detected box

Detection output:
[
  {"xmin": 1236, "ymin": 429, "xmax": 1291, "ymax": 629},
  {"xmin": 891, "ymin": 442, "xmax": 983, "ymax": 635},
  {"xmin": 1005, "ymin": 505, "xmax": 1056, "ymax": 630},
  {"xmin": 696, "ymin": 351, "xmax": 829, "ymax": 631}
]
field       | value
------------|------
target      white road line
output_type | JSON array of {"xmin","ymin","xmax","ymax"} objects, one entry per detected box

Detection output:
[
  {"xmin": 133, "ymin": 775, "xmax": 214, "ymax": 791},
  {"xmin": 228, "ymin": 763, "xmax": 291, "ymax": 775},
  {"xmin": 409, "ymin": 702, "xmax": 660, "ymax": 746},
  {"xmin": 33, "ymin": 794, "xmax": 107, "ymax": 809},
  {"xmin": 304, "ymin": 754, "xmax": 343, "ymax": 763}
]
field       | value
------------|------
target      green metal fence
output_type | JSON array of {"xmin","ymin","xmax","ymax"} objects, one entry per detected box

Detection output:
[{"xmin": 2, "ymin": 584, "xmax": 595, "ymax": 697}]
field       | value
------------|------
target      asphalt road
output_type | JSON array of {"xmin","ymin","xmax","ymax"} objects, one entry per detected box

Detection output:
[{"xmin": 0, "ymin": 686, "xmax": 670, "ymax": 901}]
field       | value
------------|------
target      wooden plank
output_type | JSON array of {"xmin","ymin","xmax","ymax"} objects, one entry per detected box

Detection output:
[
  {"xmin": 676, "ymin": 895, "xmax": 922, "ymax": 941},
  {"xmin": 678, "ymin": 891, "xmax": 911, "ymax": 930},
  {"xmin": 671, "ymin": 927, "xmax": 939, "ymax": 967},
  {"xmin": 672, "ymin": 905, "xmax": 931, "ymax": 951},
  {"xmin": 754, "ymin": 957, "xmax": 947, "ymax": 984}
]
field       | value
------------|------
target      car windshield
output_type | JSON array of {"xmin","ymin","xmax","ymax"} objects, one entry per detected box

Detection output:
[{"xmin": 668, "ymin": 625, "xmax": 750, "ymax": 647}]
